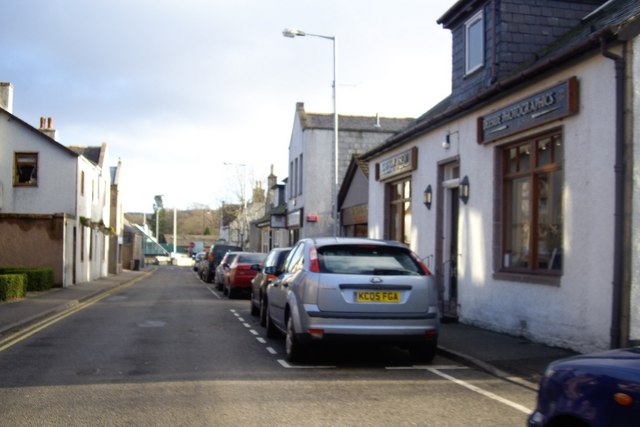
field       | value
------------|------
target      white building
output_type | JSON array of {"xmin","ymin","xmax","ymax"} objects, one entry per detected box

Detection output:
[
  {"xmin": 0, "ymin": 83, "xmax": 111, "ymax": 286},
  {"xmin": 286, "ymin": 102, "xmax": 414, "ymax": 241},
  {"xmin": 362, "ymin": 0, "xmax": 639, "ymax": 353}
]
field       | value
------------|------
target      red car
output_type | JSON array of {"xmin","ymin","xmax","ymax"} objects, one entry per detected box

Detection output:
[{"xmin": 223, "ymin": 252, "xmax": 266, "ymax": 298}]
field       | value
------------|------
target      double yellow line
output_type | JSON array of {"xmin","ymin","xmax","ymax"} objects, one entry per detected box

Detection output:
[{"xmin": 0, "ymin": 272, "xmax": 151, "ymax": 353}]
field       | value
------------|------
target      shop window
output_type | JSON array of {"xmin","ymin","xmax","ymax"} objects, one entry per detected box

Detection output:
[
  {"xmin": 388, "ymin": 178, "xmax": 411, "ymax": 245},
  {"xmin": 502, "ymin": 132, "xmax": 563, "ymax": 274},
  {"xmin": 14, "ymin": 152, "xmax": 38, "ymax": 186}
]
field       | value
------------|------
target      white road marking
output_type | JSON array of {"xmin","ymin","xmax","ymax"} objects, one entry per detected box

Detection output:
[
  {"xmin": 426, "ymin": 367, "xmax": 532, "ymax": 414},
  {"xmin": 256, "ymin": 337, "xmax": 267, "ymax": 344},
  {"xmin": 277, "ymin": 359, "xmax": 335, "ymax": 369},
  {"xmin": 206, "ymin": 287, "xmax": 221, "ymax": 299},
  {"xmin": 249, "ymin": 329, "xmax": 259, "ymax": 336},
  {"xmin": 266, "ymin": 347, "xmax": 277, "ymax": 354},
  {"xmin": 386, "ymin": 365, "xmax": 468, "ymax": 370}
]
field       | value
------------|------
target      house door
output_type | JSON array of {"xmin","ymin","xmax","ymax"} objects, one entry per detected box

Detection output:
[{"xmin": 440, "ymin": 164, "xmax": 460, "ymax": 320}]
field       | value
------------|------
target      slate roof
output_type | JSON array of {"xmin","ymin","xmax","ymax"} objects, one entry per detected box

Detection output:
[
  {"xmin": 362, "ymin": 0, "xmax": 640, "ymax": 160},
  {"xmin": 297, "ymin": 102, "xmax": 414, "ymax": 133},
  {"xmin": 68, "ymin": 145, "xmax": 103, "ymax": 166}
]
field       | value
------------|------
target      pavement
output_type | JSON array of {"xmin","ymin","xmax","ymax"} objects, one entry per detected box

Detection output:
[{"xmin": 0, "ymin": 267, "xmax": 577, "ymax": 389}]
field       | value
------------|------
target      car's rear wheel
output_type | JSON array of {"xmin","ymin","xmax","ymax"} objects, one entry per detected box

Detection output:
[
  {"xmin": 285, "ymin": 317, "xmax": 306, "ymax": 363},
  {"xmin": 259, "ymin": 296, "xmax": 267, "ymax": 327},
  {"xmin": 265, "ymin": 306, "xmax": 278, "ymax": 339},
  {"xmin": 250, "ymin": 292, "xmax": 259, "ymax": 316}
]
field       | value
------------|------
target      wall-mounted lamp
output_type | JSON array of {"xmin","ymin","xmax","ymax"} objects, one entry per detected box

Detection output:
[
  {"xmin": 423, "ymin": 185, "xmax": 433, "ymax": 210},
  {"xmin": 442, "ymin": 133, "xmax": 451, "ymax": 150},
  {"xmin": 460, "ymin": 175, "xmax": 470, "ymax": 204}
]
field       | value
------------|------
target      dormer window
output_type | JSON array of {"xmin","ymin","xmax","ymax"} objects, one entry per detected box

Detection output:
[{"xmin": 465, "ymin": 11, "xmax": 484, "ymax": 75}]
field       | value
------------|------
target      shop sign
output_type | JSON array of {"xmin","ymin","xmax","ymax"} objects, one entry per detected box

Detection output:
[
  {"xmin": 270, "ymin": 215, "xmax": 286, "ymax": 228},
  {"xmin": 376, "ymin": 147, "xmax": 417, "ymax": 181},
  {"xmin": 342, "ymin": 204, "xmax": 368, "ymax": 225},
  {"xmin": 287, "ymin": 209, "xmax": 302, "ymax": 228},
  {"xmin": 478, "ymin": 77, "xmax": 578, "ymax": 144}
]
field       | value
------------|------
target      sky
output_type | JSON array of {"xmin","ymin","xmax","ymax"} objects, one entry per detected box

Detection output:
[{"xmin": 2, "ymin": 0, "xmax": 454, "ymax": 213}]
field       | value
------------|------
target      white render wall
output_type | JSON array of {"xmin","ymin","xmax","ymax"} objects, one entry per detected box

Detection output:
[
  {"xmin": 75, "ymin": 156, "xmax": 111, "ymax": 282},
  {"xmin": 631, "ymin": 35, "xmax": 640, "ymax": 343},
  {"xmin": 369, "ymin": 57, "xmax": 617, "ymax": 353},
  {"xmin": 0, "ymin": 115, "xmax": 77, "ymax": 215},
  {"xmin": 300, "ymin": 128, "xmax": 334, "ymax": 237}
]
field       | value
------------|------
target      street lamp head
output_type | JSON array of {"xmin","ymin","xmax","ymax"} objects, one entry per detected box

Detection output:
[{"xmin": 283, "ymin": 28, "xmax": 306, "ymax": 38}]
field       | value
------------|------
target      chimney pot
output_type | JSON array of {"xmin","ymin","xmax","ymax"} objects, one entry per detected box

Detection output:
[
  {"xmin": 40, "ymin": 117, "xmax": 46, "ymax": 129},
  {"xmin": 47, "ymin": 117, "xmax": 54, "ymax": 129}
]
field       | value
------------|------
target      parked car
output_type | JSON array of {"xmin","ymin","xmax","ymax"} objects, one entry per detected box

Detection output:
[
  {"xmin": 215, "ymin": 251, "xmax": 240, "ymax": 291},
  {"xmin": 265, "ymin": 237, "xmax": 439, "ymax": 363},
  {"xmin": 250, "ymin": 247, "xmax": 291, "ymax": 325},
  {"xmin": 193, "ymin": 251, "xmax": 206, "ymax": 272},
  {"xmin": 197, "ymin": 253, "xmax": 210, "ymax": 279},
  {"xmin": 202, "ymin": 244, "xmax": 242, "ymax": 283},
  {"xmin": 223, "ymin": 252, "xmax": 266, "ymax": 298},
  {"xmin": 528, "ymin": 346, "xmax": 640, "ymax": 427}
]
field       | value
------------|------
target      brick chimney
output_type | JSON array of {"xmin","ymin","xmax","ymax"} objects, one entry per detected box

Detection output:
[
  {"xmin": 39, "ymin": 116, "xmax": 58, "ymax": 141},
  {"xmin": 0, "ymin": 82, "xmax": 14, "ymax": 114}
]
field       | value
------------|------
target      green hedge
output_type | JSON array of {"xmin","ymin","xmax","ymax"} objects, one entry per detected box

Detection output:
[
  {"xmin": 0, "ymin": 274, "xmax": 27, "ymax": 301},
  {"xmin": 0, "ymin": 268, "xmax": 55, "ymax": 292}
]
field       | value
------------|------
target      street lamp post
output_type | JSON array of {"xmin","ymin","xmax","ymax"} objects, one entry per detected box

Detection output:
[
  {"xmin": 153, "ymin": 195, "xmax": 164, "ymax": 242},
  {"xmin": 283, "ymin": 28, "xmax": 339, "ymax": 237}
]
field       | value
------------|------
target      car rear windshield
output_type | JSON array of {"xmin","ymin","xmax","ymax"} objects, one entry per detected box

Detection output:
[
  {"xmin": 317, "ymin": 245, "xmax": 424, "ymax": 275},
  {"xmin": 238, "ymin": 254, "xmax": 265, "ymax": 264}
]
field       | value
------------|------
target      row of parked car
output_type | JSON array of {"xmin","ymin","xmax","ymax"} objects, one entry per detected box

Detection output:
[
  {"xmin": 193, "ymin": 239, "xmax": 640, "ymax": 427},
  {"xmin": 195, "ymin": 238, "xmax": 440, "ymax": 364}
]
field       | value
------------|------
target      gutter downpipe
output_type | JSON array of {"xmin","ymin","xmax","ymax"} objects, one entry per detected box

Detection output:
[{"xmin": 601, "ymin": 39, "xmax": 626, "ymax": 349}]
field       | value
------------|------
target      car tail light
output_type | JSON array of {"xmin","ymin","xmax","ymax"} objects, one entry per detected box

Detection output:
[
  {"xmin": 418, "ymin": 261, "xmax": 432, "ymax": 276},
  {"xmin": 614, "ymin": 393, "xmax": 633, "ymax": 406},
  {"xmin": 411, "ymin": 251, "xmax": 432, "ymax": 275},
  {"xmin": 309, "ymin": 245, "xmax": 320, "ymax": 273},
  {"xmin": 424, "ymin": 329, "xmax": 437, "ymax": 338},
  {"xmin": 308, "ymin": 328, "xmax": 324, "ymax": 339}
]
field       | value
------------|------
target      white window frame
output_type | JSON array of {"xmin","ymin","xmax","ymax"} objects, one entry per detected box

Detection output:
[{"xmin": 465, "ymin": 11, "xmax": 484, "ymax": 75}]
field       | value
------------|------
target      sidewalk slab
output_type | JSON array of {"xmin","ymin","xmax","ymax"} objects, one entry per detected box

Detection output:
[{"xmin": 438, "ymin": 321, "xmax": 577, "ymax": 387}]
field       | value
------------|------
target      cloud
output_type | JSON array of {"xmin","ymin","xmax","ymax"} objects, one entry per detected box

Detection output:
[{"xmin": 2, "ymin": 0, "xmax": 453, "ymax": 212}]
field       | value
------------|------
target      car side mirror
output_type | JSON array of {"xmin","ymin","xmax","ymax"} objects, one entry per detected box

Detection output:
[{"xmin": 250, "ymin": 263, "xmax": 261, "ymax": 271}]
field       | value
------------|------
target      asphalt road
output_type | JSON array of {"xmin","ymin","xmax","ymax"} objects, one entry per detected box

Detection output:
[{"xmin": 0, "ymin": 266, "xmax": 536, "ymax": 426}]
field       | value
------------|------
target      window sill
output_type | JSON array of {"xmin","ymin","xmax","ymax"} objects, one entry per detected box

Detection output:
[
  {"xmin": 464, "ymin": 64, "xmax": 483, "ymax": 78},
  {"xmin": 493, "ymin": 271, "xmax": 561, "ymax": 287}
]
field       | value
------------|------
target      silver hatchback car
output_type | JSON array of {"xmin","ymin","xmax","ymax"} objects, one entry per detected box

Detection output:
[{"xmin": 265, "ymin": 237, "xmax": 439, "ymax": 363}]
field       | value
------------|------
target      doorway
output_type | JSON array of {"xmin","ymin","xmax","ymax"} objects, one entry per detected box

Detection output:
[{"xmin": 438, "ymin": 161, "xmax": 460, "ymax": 320}]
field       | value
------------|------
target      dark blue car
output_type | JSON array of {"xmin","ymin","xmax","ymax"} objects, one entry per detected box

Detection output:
[{"xmin": 528, "ymin": 347, "xmax": 640, "ymax": 427}]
